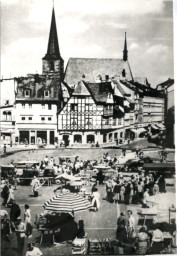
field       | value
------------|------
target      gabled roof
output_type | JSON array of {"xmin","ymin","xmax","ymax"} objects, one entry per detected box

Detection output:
[
  {"xmin": 156, "ymin": 78, "xmax": 174, "ymax": 90},
  {"xmin": 42, "ymin": 8, "xmax": 61, "ymax": 60},
  {"xmin": 64, "ymin": 58, "xmax": 133, "ymax": 85}
]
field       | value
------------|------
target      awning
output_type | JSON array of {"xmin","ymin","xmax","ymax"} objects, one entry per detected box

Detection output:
[
  {"xmin": 151, "ymin": 124, "xmax": 159, "ymax": 130},
  {"xmin": 156, "ymin": 123, "xmax": 166, "ymax": 130},
  {"xmin": 137, "ymin": 128, "xmax": 147, "ymax": 134},
  {"xmin": 130, "ymin": 129, "xmax": 138, "ymax": 133}
]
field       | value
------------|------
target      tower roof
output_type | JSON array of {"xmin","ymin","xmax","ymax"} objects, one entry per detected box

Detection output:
[
  {"xmin": 43, "ymin": 8, "xmax": 61, "ymax": 60},
  {"xmin": 123, "ymin": 32, "xmax": 128, "ymax": 61}
]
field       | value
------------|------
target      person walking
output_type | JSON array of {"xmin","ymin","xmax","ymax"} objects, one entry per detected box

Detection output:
[
  {"xmin": 15, "ymin": 216, "xmax": 26, "ymax": 256},
  {"xmin": 1, "ymin": 180, "xmax": 9, "ymax": 207},
  {"xmin": 7, "ymin": 184, "xmax": 14, "ymax": 205},
  {"xmin": 127, "ymin": 210, "xmax": 135, "ymax": 239},
  {"xmin": 24, "ymin": 204, "xmax": 33, "ymax": 238},
  {"xmin": 10, "ymin": 200, "xmax": 21, "ymax": 230}
]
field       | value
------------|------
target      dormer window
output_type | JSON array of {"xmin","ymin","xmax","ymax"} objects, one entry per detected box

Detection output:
[
  {"xmin": 25, "ymin": 90, "xmax": 30, "ymax": 97},
  {"xmin": 44, "ymin": 90, "xmax": 49, "ymax": 97}
]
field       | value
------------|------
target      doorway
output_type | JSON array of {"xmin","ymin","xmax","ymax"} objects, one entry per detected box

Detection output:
[
  {"xmin": 50, "ymin": 131, "xmax": 55, "ymax": 144},
  {"xmin": 63, "ymin": 135, "xmax": 69, "ymax": 147},
  {"xmin": 87, "ymin": 134, "xmax": 95, "ymax": 143}
]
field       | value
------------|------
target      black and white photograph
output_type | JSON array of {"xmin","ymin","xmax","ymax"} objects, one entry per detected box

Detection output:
[{"xmin": 0, "ymin": 0, "xmax": 176, "ymax": 255}]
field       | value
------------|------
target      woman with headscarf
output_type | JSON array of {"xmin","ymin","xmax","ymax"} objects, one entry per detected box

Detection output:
[{"xmin": 116, "ymin": 212, "xmax": 127, "ymax": 242}]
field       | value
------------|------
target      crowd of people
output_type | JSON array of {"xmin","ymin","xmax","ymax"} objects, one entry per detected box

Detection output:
[{"xmin": 0, "ymin": 149, "xmax": 176, "ymax": 255}]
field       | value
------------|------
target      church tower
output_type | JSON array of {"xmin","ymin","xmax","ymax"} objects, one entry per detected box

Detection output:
[
  {"xmin": 42, "ymin": 7, "xmax": 64, "ymax": 79},
  {"xmin": 123, "ymin": 32, "xmax": 128, "ymax": 61}
]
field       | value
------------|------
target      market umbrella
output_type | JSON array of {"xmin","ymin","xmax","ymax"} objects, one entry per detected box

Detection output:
[
  {"xmin": 44, "ymin": 192, "xmax": 92, "ymax": 213},
  {"xmin": 55, "ymin": 173, "xmax": 81, "ymax": 182}
]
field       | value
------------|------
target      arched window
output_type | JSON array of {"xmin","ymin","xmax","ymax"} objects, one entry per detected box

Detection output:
[
  {"xmin": 74, "ymin": 134, "xmax": 82, "ymax": 143},
  {"xmin": 109, "ymin": 133, "xmax": 112, "ymax": 142},
  {"xmin": 114, "ymin": 133, "xmax": 118, "ymax": 140},
  {"xmin": 3, "ymin": 111, "xmax": 7, "ymax": 121},
  {"xmin": 50, "ymin": 61, "xmax": 54, "ymax": 71},
  {"xmin": 7, "ymin": 111, "xmax": 12, "ymax": 121},
  {"xmin": 87, "ymin": 134, "xmax": 95, "ymax": 143}
]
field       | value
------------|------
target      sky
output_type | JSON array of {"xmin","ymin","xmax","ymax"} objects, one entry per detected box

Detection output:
[{"xmin": 0, "ymin": 0, "xmax": 174, "ymax": 86}]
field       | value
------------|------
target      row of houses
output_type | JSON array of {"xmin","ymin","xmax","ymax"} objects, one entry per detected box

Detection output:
[{"xmin": 0, "ymin": 7, "xmax": 169, "ymax": 147}]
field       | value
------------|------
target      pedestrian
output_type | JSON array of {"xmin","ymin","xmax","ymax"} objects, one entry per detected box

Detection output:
[
  {"xmin": 44, "ymin": 156, "xmax": 49, "ymax": 166},
  {"xmin": 10, "ymin": 200, "xmax": 21, "ymax": 230},
  {"xmin": 24, "ymin": 204, "xmax": 33, "ymax": 238},
  {"xmin": 119, "ymin": 183, "xmax": 125, "ymax": 203},
  {"xmin": 135, "ymin": 227, "xmax": 150, "ymax": 255},
  {"xmin": 31, "ymin": 176, "xmax": 40, "ymax": 197},
  {"xmin": 3, "ymin": 144, "xmax": 7, "ymax": 154},
  {"xmin": 90, "ymin": 187, "xmax": 100, "ymax": 212},
  {"xmin": 7, "ymin": 184, "xmax": 14, "ymax": 205},
  {"xmin": 25, "ymin": 243, "xmax": 42, "ymax": 256},
  {"xmin": 1, "ymin": 180, "xmax": 9, "ymax": 207},
  {"xmin": 15, "ymin": 216, "xmax": 26, "ymax": 256},
  {"xmin": 1, "ymin": 213, "xmax": 11, "ymax": 242},
  {"xmin": 116, "ymin": 212, "xmax": 127, "ymax": 241},
  {"xmin": 127, "ymin": 210, "xmax": 135, "ymax": 239},
  {"xmin": 153, "ymin": 181, "xmax": 159, "ymax": 194}
]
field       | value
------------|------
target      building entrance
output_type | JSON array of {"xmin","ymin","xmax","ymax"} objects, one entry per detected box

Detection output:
[
  {"xmin": 63, "ymin": 135, "xmax": 69, "ymax": 147},
  {"xmin": 50, "ymin": 131, "xmax": 55, "ymax": 144}
]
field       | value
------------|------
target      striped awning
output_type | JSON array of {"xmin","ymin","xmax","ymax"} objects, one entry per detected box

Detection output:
[{"xmin": 44, "ymin": 192, "xmax": 92, "ymax": 213}]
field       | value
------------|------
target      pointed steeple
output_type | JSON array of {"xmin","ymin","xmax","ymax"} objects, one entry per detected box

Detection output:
[
  {"xmin": 42, "ymin": 6, "xmax": 64, "ymax": 79},
  {"xmin": 43, "ymin": 7, "xmax": 60, "ymax": 60},
  {"xmin": 123, "ymin": 32, "xmax": 128, "ymax": 61}
]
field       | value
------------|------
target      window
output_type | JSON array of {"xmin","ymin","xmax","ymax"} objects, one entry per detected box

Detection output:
[
  {"xmin": 7, "ymin": 111, "xmax": 12, "ymax": 121},
  {"xmin": 71, "ymin": 116, "xmax": 77, "ymax": 125},
  {"xmin": 44, "ymin": 90, "xmax": 49, "ymax": 97},
  {"xmin": 41, "ymin": 117, "xmax": 45, "ymax": 121},
  {"xmin": 21, "ymin": 117, "xmax": 25, "ymax": 120},
  {"xmin": 42, "ymin": 104, "xmax": 45, "ymax": 109},
  {"xmin": 71, "ymin": 104, "xmax": 78, "ymax": 111},
  {"xmin": 50, "ymin": 61, "xmax": 54, "ymax": 71},
  {"xmin": 48, "ymin": 104, "xmax": 52, "ymax": 110},
  {"xmin": 122, "ymin": 69, "xmax": 126, "ymax": 77},
  {"xmin": 85, "ymin": 116, "xmax": 92, "ymax": 125},
  {"xmin": 85, "ymin": 104, "xmax": 93, "ymax": 111},
  {"xmin": 2, "ymin": 111, "xmax": 7, "ymax": 121},
  {"xmin": 48, "ymin": 117, "xmax": 52, "ymax": 121},
  {"xmin": 28, "ymin": 117, "xmax": 32, "ymax": 120},
  {"xmin": 118, "ymin": 118, "xmax": 122, "ymax": 125},
  {"xmin": 22, "ymin": 103, "xmax": 25, "ymax": 108},
  {"xmin": 5, "ymin": 100, "xmax": 9, "ymax": 105},
  {"xmin": 108, "ymin": 93, "xmax": 112, "ymax": 99},
  {"xmin": 25, "ymin": 90, "xmax": 30, "ymax": 97},
  {"xmin": 103, "ymin": 134, "xmax": 107, "ymax": 143},
  {"xmin": 114, "ymin": 133, "xmax": 118, "ymax": 139},
  {"xmin": 29, "ymin": 104, "xmax": 32, "ymax": 108}
]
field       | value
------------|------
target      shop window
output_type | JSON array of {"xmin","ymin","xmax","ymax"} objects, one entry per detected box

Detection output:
[
  {"xmin": 103, "ymin": 134, "xmax": 107, "ymax": 143},
  {"xmin": 87, "ymin": 134, "xmax": 95, "ymax": 143},
  {"xmin": 109, "ymin": 133, "xmax": 112, "ymax": 142},
  {"xmin": 74, "ymin": 134, "xmax": 82, "ymax": 143}
]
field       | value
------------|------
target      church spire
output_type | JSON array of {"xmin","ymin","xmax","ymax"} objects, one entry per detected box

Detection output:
[
  {"xmin": 123, "ymin": 32, "xmax": 128, "ymax": 61},
  {"xmin": 42, "ymin": 6, "xmax": 64, "ymax": 78},
  {"xmin": 44, "ymin": 7, "xmax": 60, "ymax": 59}
]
